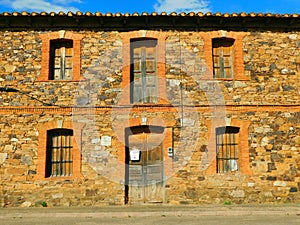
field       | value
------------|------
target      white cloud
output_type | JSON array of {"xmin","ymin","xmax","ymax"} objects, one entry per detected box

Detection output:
[
  {"xmin": 154, "ymin": 0, "xmax": 211, "ymax": 13},
  {"xmin": 0, "ymin": 0, "xmax": 10, "ymax": 6},
  {"xmin": 3, "ymin": 0, "xmax": 79, "ymax": 12},
  {"xmin": 55, "ymin": 0, "xmax": 82, "ymax": 4}
]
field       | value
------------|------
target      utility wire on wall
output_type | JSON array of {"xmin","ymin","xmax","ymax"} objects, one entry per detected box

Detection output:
[{"xmin": 0, "ymin": 87, "xmax": 62, "ymax": 107}]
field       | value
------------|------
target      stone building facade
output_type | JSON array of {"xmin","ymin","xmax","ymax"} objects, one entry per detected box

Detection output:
[{"xmin": 0, "ymin": 12, "xmax": 299, "ymax": 207}]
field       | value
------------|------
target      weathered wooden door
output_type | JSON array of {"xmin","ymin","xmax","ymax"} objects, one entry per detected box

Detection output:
[{"xmin": 127, "ymin": 132, "xmax": 164, "ymax": 204}]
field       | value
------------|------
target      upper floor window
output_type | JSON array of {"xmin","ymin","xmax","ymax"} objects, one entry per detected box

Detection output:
[
  {"xmin": 120, "ymin": 31, "xmax": 167, "ymax": 105},
  {"xmin": 130, "ymin": 38, "xmax": 158, "ymax": 103},
  {"xmin": 50, "ymin": 39, "xmax": 73, "ymax": 80},
  {"xmin": 212, "ymin": 38, "xmax": 235, "ymax": 79},
  {"xmin": 46, "ymin": 129, "xmax": 73, "ymax": 177},
  {"xmin": 38, "ymin": 31, "xmax": 83, "ymax": 82},
  {"xmin": 199, "ymin": 31, "xmax": 248, "ymax": 80},
  {"xmin": 216, "ymin": 126, "xmax": 240, "ymax": 173}
]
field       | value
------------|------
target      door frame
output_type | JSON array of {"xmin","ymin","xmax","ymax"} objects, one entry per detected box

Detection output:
[{"xmin": 124, "ymin": 125, "xmax": 165, "ymax": 204}]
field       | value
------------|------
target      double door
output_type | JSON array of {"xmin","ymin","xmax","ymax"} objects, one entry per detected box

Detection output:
[{"xmin": 127, "ymin": 132, "xmax": 164, "ymax": 204}]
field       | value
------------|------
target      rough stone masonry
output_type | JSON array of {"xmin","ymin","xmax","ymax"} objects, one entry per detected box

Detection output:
[{"xmin": 0, "ymin": 12, "xmax": 299, "ymax": 207}]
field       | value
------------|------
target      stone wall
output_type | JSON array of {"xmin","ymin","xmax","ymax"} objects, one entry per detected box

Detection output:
[
  {"xmin": 0, "ymin": 30, "xmax": 299, "ymax": 106},
  {"xmin": 0, "ymin": 29, "xmax": 299, "ymax": 207},
  {"xmin": 166, "ymin": 109, "xmax": 300, "ymax": 204}
]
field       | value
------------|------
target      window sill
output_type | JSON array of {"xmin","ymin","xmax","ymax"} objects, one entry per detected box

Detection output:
[
  {"xmin": 202, "ymin": 77, "xmax": 250, "ymax": 81},
  {"xmin": 130, "ymin": 103, "xmax": 174, "ymax": 107},
  {"xmin": 35, "ymin": 174, "xmax": 83, "ymax": 180},
  {"xmin": 216, "ymin": 171, "xmax": 239, "ymax": 175},
  {"xmin": 36, "ymin": 79, "xmax": 83, "ymax": 82}
]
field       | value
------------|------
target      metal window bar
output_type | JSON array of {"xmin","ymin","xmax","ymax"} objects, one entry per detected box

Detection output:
[
  {"xmin": 216, "ymin": 127, "xmax": 239, "ymax": 173},
  {"xmin": 49, "ymin": 129, "xmax": 73, "ymax": 177}
]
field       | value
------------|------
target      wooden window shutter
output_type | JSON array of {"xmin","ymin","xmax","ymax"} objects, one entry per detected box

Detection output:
[
  {"xmin": 49, "ymin": 39, "xmax": 73, "ymax": 80},
  {"xmin": 130, "ymin": 39, "xmax": 158, "ymax": 103},
  {"xmin": 212, "ymin": 38, "xmax": 235, "ymax": 79}
]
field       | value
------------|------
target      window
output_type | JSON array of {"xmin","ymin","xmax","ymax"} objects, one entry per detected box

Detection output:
[
  {"xmin": 38, "ymin": 31, "xmax": 83, "ymax": 81},
  {"xmin": 205, "ymin": 119, "xmax": 251, "ymax": 175},
  {"xmin": 212, "ymin": 38, "xmax": 235, "ymax": 79},
  {"xmin": 37, "ymin": 121, "xmax": 84, "ymax": 180},
  {"xmin": 130, "ymin": 38, "xmax": 158, "ymax": 103},
  {"xmin": 216, "ymin": 126, "xmax": 240, "ymax": 173},
  {"xmin": 198, "ymin": 31, "xmax": 248, "ymax": 80},
  {"xmin": 46, "ymin": 129, "xmax": 73, "ymax": 177},
  {"xmin": 49, "ymin": 39, "xmax": 73, "ymax": 80},
  {"xmin": 120, "ymin": 31, "xmax": 167, "ymax": 105}
]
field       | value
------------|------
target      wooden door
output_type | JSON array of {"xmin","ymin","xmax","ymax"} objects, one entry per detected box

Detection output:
[{"xmin": 127, "ymin": 132, "xmax": 164, "ymax": 204}]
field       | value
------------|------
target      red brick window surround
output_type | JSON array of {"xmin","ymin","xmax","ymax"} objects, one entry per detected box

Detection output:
[
  {"xmin": 36, "ymin": 120, "xmax": 84, "ymax": 180},
  {"xmin": 205, "ymin": 119, "xmax": 251, "ymax": 175},
  {"xmin": 199, "ymin": 31, "xmax": 249, "ymax": 80},
  {"xmin": 120, "ymin": 31, "xmax": 168, "ymax": 105},
  {"xmin": 38, "ymin": 31, "xmax": 83, "ymax": 81}
]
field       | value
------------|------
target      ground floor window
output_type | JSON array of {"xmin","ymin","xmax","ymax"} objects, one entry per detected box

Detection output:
[
  {"xmin": 46, "ymin": 129, "xmax": 73, "ymax": 177},
  {"xmin": 216, "ymin": 126, "xmax": 240, "ymax": 173}
]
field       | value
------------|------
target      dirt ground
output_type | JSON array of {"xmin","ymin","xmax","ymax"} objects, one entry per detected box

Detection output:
[{"xmin": 0, "ymin": 204, "xmax": 300, "ymax": 225}]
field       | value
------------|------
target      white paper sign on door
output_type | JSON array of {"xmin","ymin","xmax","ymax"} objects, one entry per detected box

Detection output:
[{"xmin": 130, "ymin": 149, "xmax": 140, "ymax": 161}]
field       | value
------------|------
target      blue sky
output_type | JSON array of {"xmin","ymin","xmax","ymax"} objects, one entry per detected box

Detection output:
[{"xmin": 0, "ymin": 0, "xmax": 299, "ymax": 14}]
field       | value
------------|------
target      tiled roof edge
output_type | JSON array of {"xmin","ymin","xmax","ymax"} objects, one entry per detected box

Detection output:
[{"xmin": 0, "ymin": 11, "xmax": 299, "ymax": 18}]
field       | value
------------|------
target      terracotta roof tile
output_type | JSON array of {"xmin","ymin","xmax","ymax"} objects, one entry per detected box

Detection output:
[
  {"xmin": 0, "ymin": 11, "xmax": 299, "ymax": 30},
  {"xmin": 0, "ymin": 11, "xmax": 299, "ymax": 17}
]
